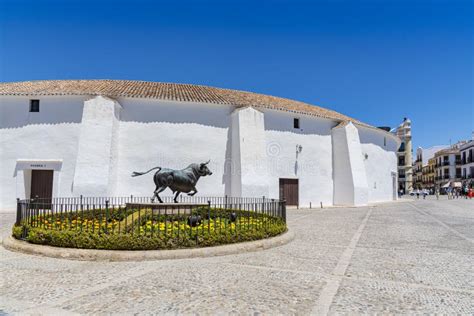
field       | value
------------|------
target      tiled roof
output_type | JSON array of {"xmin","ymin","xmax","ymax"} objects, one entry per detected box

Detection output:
[{"xmin": 0, "ymin": 79, "xmax": 368, "ymax": 126}]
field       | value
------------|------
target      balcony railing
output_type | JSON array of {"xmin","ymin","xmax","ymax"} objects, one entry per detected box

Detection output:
[{"xmin": 443, "ymin": 161, "xmax": 450, "ymax": 166}]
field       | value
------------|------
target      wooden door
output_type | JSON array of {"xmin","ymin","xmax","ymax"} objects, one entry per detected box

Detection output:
[
  {"xmin": 279, "ymin": 178, "xmax": 299, "ymax": 206},
  {"xmin": 30, "ymin": 170, "xmax": 53, "ymax": 204}
]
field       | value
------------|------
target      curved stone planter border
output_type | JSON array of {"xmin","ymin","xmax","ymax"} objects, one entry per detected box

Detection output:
[{"xmin": 2, "ymin": 230, "xmax": 294, "ymax": 261}]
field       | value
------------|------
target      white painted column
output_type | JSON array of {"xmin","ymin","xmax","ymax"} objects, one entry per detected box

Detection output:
[
  {"xmin": 332, "ymin": 122, "xmax": 368, "ymax": 206},
  {"xmin": 230, "ymin": 107, "xmax": 269, "ymax": 197},
  {"xmin": 72, "ymin": 96, "xmax": 121, "ymax": 196}
]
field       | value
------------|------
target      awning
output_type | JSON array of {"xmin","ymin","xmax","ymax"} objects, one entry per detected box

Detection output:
[
  {"xmin": 441, "ymin": 182, "xmax": 450, "ymax": 188},
  {"xmin": 453, "ymin": 182, "xmax": 462, "ymax": 188}
]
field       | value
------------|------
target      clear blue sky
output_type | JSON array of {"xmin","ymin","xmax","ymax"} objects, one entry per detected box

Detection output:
[{"xmin": 1, "ymin": 0, "xmax": 472, "ymax": 150}]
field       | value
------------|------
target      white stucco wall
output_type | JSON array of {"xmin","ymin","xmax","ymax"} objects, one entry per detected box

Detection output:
[
  {"xmin": 0, "ymin": 93, "xmax": 401, "ymax": 208},
  {"xmin": 332, "ymin": 122, "xmax": 369, "ymax": 206},
  {"xmin": 358, "ymin": 126, "xmax": 398, "ymax": 202},
  {"xmin": 230, "ymin": 107, "xmax": 269, "ymax": 198},
  {"xmin": 0, "ymin": 96, "xmax": 84, "ymax": 209},
  {"xmin": 263, "ymin": 110, "xmax": 335, "ymax": 206},
  {"xmin": 73, "ymin": 96, "xmax": 121, "ymax": 196},
  {"xmin": 114, "ymin": 98, "xmax": 231, "ymax": 198}
]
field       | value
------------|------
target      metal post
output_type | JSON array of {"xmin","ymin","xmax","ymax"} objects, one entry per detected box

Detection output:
[
  {"xmin": 105, "ymin": 200, "xmax": 109, "ymax": 234},
  {"xmin": 35, "ymin": 195, "xmax": 39, "ymax": 227},
  {"xmin": 282, "ymin": 199, "xmax": 287, "ymax": 223},
  {"xmin": 15, "ymin": 198, "xmax": 21, "ymax": 226},
  {"xmin": 207, "ymin": 200, "xmax": 211, "ymax": 235}
]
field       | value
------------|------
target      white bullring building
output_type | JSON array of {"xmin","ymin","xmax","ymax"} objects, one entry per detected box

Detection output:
[{"xmin": 0, "ymin": 80, "xmax": 400, "ymax": 209}]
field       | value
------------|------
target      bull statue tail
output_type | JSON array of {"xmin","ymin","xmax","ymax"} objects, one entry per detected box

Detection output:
[{"xmin": 131, "ymin": 166, "xmax": 161, "ymax": 177}]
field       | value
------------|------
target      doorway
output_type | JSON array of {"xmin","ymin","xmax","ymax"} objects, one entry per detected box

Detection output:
[
  {"xmin": 30, "ymin": 170, "xmax": 54, "ymax": 202},
  {"xmin": 279, "ymin": 178, "xmax": 299, "ymax": 206}
]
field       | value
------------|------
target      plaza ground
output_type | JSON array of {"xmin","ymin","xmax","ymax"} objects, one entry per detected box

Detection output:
[{"xmin": 0, "ymin": 197, "xmax": 473, "ymax": 315}]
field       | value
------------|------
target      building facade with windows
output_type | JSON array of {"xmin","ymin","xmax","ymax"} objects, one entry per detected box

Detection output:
[
  {"xmin": 392, "ymin": 118, "xmax": 413, "ymax": 194},
  {"xmin": 434, "ymin": 142, "xmax": 465, "ymax": 189},
  {"xmin": 414, "ymin": 145, "xmax": 448, "ymax": 190},
  {"xmin": 0, "ymin": 80, "xmax": 400, "ymax": 210},
  {"xmin": 460, "ymin": 138, "xmax": 474, "ymax": 187},
  {"xmin": 421, "ymin": 157, "xmax": 436, "ymax": 191}
]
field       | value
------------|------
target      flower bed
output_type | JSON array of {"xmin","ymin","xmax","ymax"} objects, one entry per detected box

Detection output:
[{"xmin": 13, "ymin": 205, "xmax": 287, "ymax": 250}]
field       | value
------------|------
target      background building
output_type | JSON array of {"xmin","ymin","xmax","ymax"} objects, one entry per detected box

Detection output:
[
  {"xmin": 414, "ymin": 145, "xmax": 448, "ymax": 190},
  {"xmin": 424, "ymin": 157, "xmax": 436, "ymax": 191},
  {"xmin": 392, "ymin": 118, "xmax": 413, "ymax": 194},
  {"xmin": 434, "ymin": 142, "xmax": 465, "ymax": 190},
  {"xmin": 460, "ymin": 136, "xmax": 474, "ymax": 187},
  {"xmin": 0, "ymin": 80, "xmax": 400, "ymax": 210}
]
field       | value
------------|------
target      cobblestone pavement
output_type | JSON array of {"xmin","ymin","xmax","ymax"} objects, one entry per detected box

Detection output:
[{"xmin": 0, "ymin": 198, "xmax": 473, "ymax": 315}]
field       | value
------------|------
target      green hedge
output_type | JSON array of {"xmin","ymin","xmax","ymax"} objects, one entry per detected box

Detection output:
[{"xmin": 12, "ymin": 208, "xmax": 287, "ymax": 250}]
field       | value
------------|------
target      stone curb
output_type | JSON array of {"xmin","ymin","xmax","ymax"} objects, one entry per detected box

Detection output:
[{"xmin": 2, "ymin": 230, "xmax": 294, "ymax": 261}]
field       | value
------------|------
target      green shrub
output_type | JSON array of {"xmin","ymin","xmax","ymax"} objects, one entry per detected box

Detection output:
[{"xmin": 12, "ymin": 208, "xmax": 287, "ymax": 250}]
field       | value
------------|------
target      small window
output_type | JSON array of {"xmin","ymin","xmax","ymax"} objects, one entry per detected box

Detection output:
[
  {"xmin": 293, "ymin": 118, "xmax": 300, "ymax": 129},
  {"xmin": 29, "ymin": 100, "xmax": 40, "ymax": 112}
]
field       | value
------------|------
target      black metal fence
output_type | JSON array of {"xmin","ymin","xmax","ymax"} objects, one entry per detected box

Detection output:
[{"xmin": 15, "ymin": 196, "xmax": 286, "ymax": 240}]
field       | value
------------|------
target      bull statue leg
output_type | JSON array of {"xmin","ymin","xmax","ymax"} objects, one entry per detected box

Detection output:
[
  {"xmin": 173, "ymin": 191, "xmax": 181, "ymax": 203},
  {"xmin": 187, "ymin": 187, "xmax": 198, "ymax": 196},
  {"xmin": 152, "ymin": 186, "xmax": 166, "ymax": 203}
]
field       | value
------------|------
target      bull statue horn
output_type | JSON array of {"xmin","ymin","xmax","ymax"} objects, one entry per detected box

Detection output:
[{"xmin": 203, "ymin": 160, "xmax": 210, "ymax": 165}]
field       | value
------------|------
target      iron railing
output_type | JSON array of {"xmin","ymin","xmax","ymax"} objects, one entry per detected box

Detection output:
[{"xmin": 15, "ymin": 196, "xmax": 287, "ymax": 240}]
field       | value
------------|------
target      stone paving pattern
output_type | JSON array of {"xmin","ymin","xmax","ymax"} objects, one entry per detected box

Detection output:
[{"xmin": 0, "ymin": 198, "xmax": 473, "ymax": 315}]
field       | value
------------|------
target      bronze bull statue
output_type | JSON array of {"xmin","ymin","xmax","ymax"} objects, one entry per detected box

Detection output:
[{"xmin": 131, "ymin": 161, "xmax": 213, "ymax": 203}]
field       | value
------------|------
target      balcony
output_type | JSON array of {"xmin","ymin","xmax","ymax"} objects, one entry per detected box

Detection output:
[
  {"xmin": 443, "ymin": 161, "xmax": 450, "ymax": 166},
  {"xmin": 455, "ymin": 159, "xmax": 462, "ymax": 165}
]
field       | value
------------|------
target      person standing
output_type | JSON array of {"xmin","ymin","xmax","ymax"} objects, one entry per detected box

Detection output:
[{"xmin": 435, "ymin": 188, "xmax": 440, "ymax": 200}]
